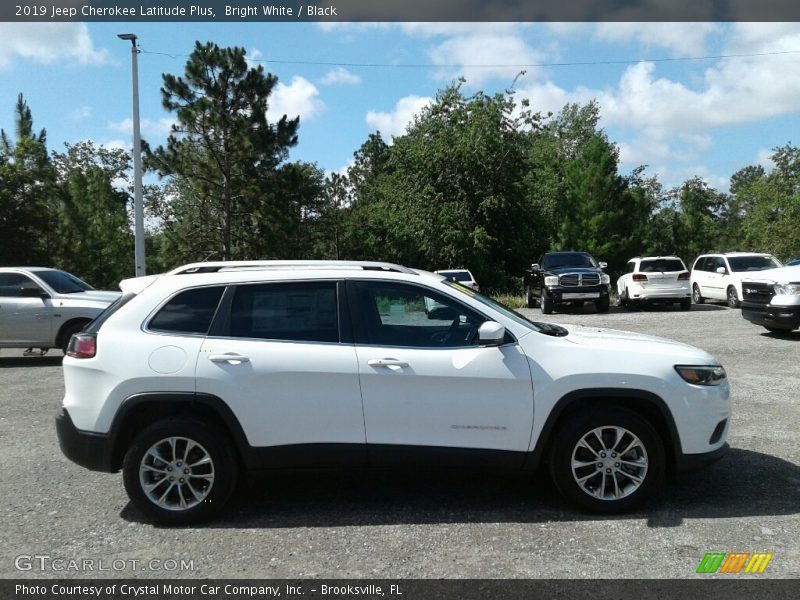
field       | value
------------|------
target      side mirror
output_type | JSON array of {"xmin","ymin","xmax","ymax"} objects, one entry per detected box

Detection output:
[
  {"xmin": 478, "ymin": 321, "xmax": 506, "ymax": 347},
  {"xmin": 599, "ymin": 261, "xmax": 608, "ymax": 269},
  {"xmin": 716, "ymin": 266, "xmax": 727, "ymax": 274},
  {"xmin": 20, "ymin": 287, "xmax": 49, "ymax": 300},
  {"xmin": 530, "ymin": 263, "xmax": 540, "ymax": 272}
]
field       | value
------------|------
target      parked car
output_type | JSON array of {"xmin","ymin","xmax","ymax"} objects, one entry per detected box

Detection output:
[
  {"xmin": 616, "ymin": 256, "xmax": 691, "ymax": 311},
  {"xmin": 434, "ymin": 269, "xmax": 479, "ymax": 291},
  {"xmin": 56, "ymin": 260, "xmax": 729, "ymax": 524},
  {"xmin": 690, "ymin": 253, "xmax": 782, "ymax": 308},
  {"xmin": 740, "ymin": 265, "xmax": 800, "ymax": 333},
  {"xmin": 524, "ymin": 251, "xmax": 611, "ymax": 313},
  {"xmin": 0, "ymin": 267, "xmax": 120, "ymax": 354},
  {"xmin": 785, "ymin": 259, "xmax": 800, "ymax": 267}
]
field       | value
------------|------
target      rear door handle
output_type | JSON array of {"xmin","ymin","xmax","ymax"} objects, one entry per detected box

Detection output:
[
  {"xmin": 209, "ymin": 353, "xmax": 250, "ymax": 364},
  {"xmin": 367, "ymin": 358, "xmax": 409, "ymax": 368}
]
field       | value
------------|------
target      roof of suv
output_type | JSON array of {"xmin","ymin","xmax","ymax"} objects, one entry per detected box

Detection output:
[{"xmin": 698, "ymin": 252, "xmax": 774, "ymax": 257}]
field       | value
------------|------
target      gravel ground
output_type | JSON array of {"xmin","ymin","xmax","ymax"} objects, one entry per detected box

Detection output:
[{"xmin": 0, "ymin": 303, "xmax": 798, "ymax": 579}]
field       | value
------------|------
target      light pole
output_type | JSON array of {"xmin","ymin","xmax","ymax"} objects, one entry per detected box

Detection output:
[{"xmin": 118, "ymin": 33, "xmax": 146, "ymax": 277}]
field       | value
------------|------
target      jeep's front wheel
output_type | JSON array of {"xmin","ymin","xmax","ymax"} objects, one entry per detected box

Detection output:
[
  {"xmin": 123, "ymin": 418, "xmax": 238, "ymax": 525},
  {"xmin": 549, "ymin": 408, "xmax": 665, "ymax": 514}
]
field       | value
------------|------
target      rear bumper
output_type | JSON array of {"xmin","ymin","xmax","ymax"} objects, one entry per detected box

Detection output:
[
  {"xmin": 55, "ymin": 408, "xmax": 116, "ymax": 472},
  {"xmin": 741, "ymin": 302, "xmax": 800, "ymax": 330},
  {"xmin": 675, "ymin": 442, "xmax": 729, "ymax": 473},
  {"xmin": 629, "ymin": 285, "xmax": 690, "ymax": 301}
]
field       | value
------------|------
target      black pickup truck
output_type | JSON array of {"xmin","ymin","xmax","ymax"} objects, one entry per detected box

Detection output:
[{"xmin": 525, "ymin": 251, "xmax": 611, "ymax": 314}]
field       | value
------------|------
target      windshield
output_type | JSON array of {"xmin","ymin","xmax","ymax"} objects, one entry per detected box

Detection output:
[
  {"xmin": 639, "ymin": 259, "xmax": 686, "ymax": 273},
  {"xmin": 438, "ymin": 270, "xmax": 472, "ymax": 282},
  {"xmin": 543, "ymin": 253, "xmax": 596, "ymax": 269},
  {"xmin": 35, "ymin": 270, "xmax": 93, "ymax": 294},
  {"xmin": 442, "ymin": 280, "xmax": 541, "ymax": 333},
  {"xmin": 727, "ymin": 256, "xmax": 782, "ymax": 272}
]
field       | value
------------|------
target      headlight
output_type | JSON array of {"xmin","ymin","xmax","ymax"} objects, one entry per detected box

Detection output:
[
  {"xmin": 774, "ymin": 282, "xmax": 800, "ymax": 295},
  {"xmin": 675, "ymin": 365, "xmax": 727, "ymax": 386},
  {"xmin": 601, "ymin": 273, "xmax": 610, "ymax": 285},
  {"xmin": 544, "ymin": 276, "xmax": 559, "ymax": 287}
]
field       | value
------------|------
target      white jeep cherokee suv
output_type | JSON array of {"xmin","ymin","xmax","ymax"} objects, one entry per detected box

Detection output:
[{"xmin": 56, "ymin": 261, "xmax": 730, "ymax": 524}]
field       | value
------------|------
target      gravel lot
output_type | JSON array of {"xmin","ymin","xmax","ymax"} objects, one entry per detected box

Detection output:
[{"xmin": 1, "ymin": 303, "xmax": 798, "ymax": 579}]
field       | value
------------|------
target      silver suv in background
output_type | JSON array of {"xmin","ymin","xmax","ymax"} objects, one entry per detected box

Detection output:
[
  {"xmin": 691, "ymin": 253, "xmax": 782, "ymax": 308},
  {"xmin": 0, "ymin": 268, "xmax": 120, "ymax": 354}
]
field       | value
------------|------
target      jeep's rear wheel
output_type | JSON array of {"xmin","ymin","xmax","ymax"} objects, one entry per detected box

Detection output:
[
  {"xmin": 123, "ymin": 418, "xmax": 238, "ymax": 525},
  {"xmin": 549, "ymin": 407, "xmax": 665, "ymax": 514},
  {"xmin": 692, "ymin": 284, "xmax": 704, "ymax": 304}
]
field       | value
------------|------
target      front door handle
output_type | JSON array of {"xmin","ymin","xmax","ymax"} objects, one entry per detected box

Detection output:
[
  {"xmin": 367, "ymin": 358, "xmax": 409, "ymax": 368},
  {"xmin": 209, "ymin": 353, "xmax": 250, "ymax": 364}
]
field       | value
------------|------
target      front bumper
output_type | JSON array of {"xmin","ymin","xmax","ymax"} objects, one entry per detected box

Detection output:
[
  {"xmin": 55, "ymin": 408, "xmax": 116, "ymax": 472},
  {"xmin": 741, "ymin": 302, "xmax": 800, "ymax": 331},
  {"xmin": 675, "ymin": 442, "xmax": 729, "ymax": 473},
  {"xmin": 546, "ymin": 285, "xmax": 610, "ymax": 303}
]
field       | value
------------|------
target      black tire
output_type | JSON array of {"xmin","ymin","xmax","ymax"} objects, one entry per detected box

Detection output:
[
  {"xmin": 679, "ymin": 298, "xmax": 691, "ymax": 311},
  {"xmin": 541, "ymin": 292, "xmax": 554, "ymax": 315},
  {"xmin": 765, "ymin": 326, "xmax": 791, "ymax": 334},
  {"xmin": 60, "ymin": 321, "xmax": 88, "ymax": 354},
  {"xmin": 526, "ymin": 287, "xmax": 536, "ymax": 309},
  {"xmin": 123, "ymin": 418, "xmax": 239, "ymax": 525},
  {"xmin": 548, "ymin": 407, "xmax": 665, "ymax": 514},
  {"xmin": 726, "ymin": 286, "xmax": 741, "ymax": 308},
  {"xmin": 692, "ymin": 284, "xmax": 704, "ymax": 305},
  {"xmin": 595, "ymin": 296, "xmax": 610, "ymax": 313}
]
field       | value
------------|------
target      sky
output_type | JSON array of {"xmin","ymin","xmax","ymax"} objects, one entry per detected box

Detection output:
[{"xmin": 1, "ymin": 22, "xmax": 799, "ymax": 192}]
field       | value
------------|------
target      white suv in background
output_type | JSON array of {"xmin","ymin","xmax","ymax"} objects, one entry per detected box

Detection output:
[
  {"xmin": 691, "ymin": 253, "xmax": 782, "ymax": 308},
  {"xmin": 616, "ymin": 257, "xmax": 691, "ymax": 310},
  {"xmin": 0, "ymin": 267, "xmax": 120, "ymax": 354},
  {"xmin": 56, "ymin": 260, "xmax": 730, "ymax": 524},
  {"xmin": 434, "ymin": 268, "xmax": 479, "ymax": 291}
]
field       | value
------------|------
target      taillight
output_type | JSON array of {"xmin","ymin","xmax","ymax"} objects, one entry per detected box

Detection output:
[
  {"xmin": 632, "ymin": 273, "xmax": 648, "ymax": 281},
  {"xmin": 678, "ymin": 271, "xmax": 690, "ymax": 280},
  {"xmin": 67, "ymin": 333, "xmax": 97, "ymax": 358}
]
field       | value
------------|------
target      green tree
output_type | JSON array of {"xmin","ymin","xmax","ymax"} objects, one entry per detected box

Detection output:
[
  {"xmin": 0, "ymin": 94, "xmax": 56, "ymax": 265},
  {"xmin": 149, "ymin": 41, "xmax": 300, "ymax": 262}
]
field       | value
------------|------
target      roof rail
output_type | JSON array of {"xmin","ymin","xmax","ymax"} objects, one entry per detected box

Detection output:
[{"xmin": 168, "ymin": 260, "xmax": 418, "ymax": 275}]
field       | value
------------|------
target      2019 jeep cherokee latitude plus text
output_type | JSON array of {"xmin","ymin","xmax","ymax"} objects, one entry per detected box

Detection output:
[{"xmin": 56, "ymin": 260, "xmax": 730, "ymax": 524}]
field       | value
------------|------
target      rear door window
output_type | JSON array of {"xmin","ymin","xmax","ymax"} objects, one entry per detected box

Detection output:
[
  {"xmin": 639, "ymin": 259, "xmax": 685, "ymax": 273},
  {"xmin": 149, "ymin": 286, "xmax": 225, "ymax": 335}
]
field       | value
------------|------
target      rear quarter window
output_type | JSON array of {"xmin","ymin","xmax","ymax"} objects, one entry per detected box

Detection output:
[{"xmin": 148, "ymin": 286, "xmax": 225, "ymax": 335}]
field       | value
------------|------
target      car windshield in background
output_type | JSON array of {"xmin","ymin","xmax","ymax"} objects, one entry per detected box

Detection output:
[
  {"xmin": 442, "ymin": 280, "xmax": 541, "ymax": 333},
  {"xmin": 36, "ymin": 270, "xmax": 93, "ymax": 294},
  {"xmin": 728, "ymin": 256, "xmax": 782, "ymax": 272},
  {"xmin": 640, "ymin": 259, "xmax": 685, "ymax": 273},
  {"xmin": 439, "ymin": 270, "xmax": 472, "ymax": 282},
  {"xmin": 543, "ymin": 253, "xmax": 596, "ymax": 269}
]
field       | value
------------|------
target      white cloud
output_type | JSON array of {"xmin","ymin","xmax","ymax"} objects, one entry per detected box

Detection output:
[
  {"xmin": 0, "ymin": 23, "xmax": 107, "ymax": 68},
  {"xmin": 428, "ymin": 32, "xmax": 543, "ymax": 86},
  {"xmin": 267, "ymin": 76, "xmax": 325, "ymax": 122},
  {"xmin": 365, "ymin": 95, "xmax": 433, "ymax": 138},
  {"xmin": 70, "ymin": 106, "xmax": 92, "ymax": 121},
  {"xmin": 756, "ymin": 148, "xmax": 775, "ymax": 170},
  {"xmin": 319, "ymin": 67, "xmax": 361, "ymax": 86},
  {"xmin": 246, "ymin": 47, "xmax": 264, "ymax": 68},
  {"xmin": 108, "ymin": 117, "xmax": 175, "ymax": 139},
  {"xmin": 594, "ymin": 23, "xmax": 720, "ymax": 56}
]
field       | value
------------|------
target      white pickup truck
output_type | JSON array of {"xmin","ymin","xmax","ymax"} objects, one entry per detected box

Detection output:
[
  {"xmin": 0, "ymin": 267, "xmax": 120, "ymax": 354},
  {"xmin": 741, "ymin": 265, "xmax": 800, "ymax": 333}
]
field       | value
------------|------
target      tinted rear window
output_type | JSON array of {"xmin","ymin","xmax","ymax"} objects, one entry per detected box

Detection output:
[
  {"xmin": 149, "ymin": 287, "xmax": 225, "ymax": 335},
  {"xmin": 639, "ymin": 259, "xmax": 685, "ymax": 273}
]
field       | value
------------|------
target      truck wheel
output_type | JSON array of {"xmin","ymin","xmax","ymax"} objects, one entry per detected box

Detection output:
[
  {"xmin": 726, "ymin": 286, "xmax": 741, "ymax": 308},
  {"xmin": 549, "ymin": 407, "xmax": 665, "ymax": 514},
  {"xmin": 692, "ymin": 284, "xmax": 704, "ymax": 305},
  {"xmin": 526, "ymin": 287, "xmax": 536, "ymax": 309},
  {"xmin": 541, "ymin": 293, "xmax": 554, "ymax": 315},
  {"xmin": 60, "ymin": 321, "xmax": 88, "ymax": 354},
  {"xmin": 595, "ymin": 296, "xmax": 610, "ymax": 313},
  {"xmin": 123, "ymin": 418, "xmax": 238, "ymax": 525}
]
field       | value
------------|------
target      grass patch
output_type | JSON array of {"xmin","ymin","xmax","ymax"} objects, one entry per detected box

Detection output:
[{"xmin": 490, "ymin": 294, "xmax": 528, "ymax": 309}]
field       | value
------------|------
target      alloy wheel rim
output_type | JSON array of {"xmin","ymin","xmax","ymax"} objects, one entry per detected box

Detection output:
[
  {"xmin": 571, "ymin": 426, "xmax": 648, "ymax": 501},
  {"xmin": 139, "ymin": 436, "xmax": 215, "ymax": 511}
]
